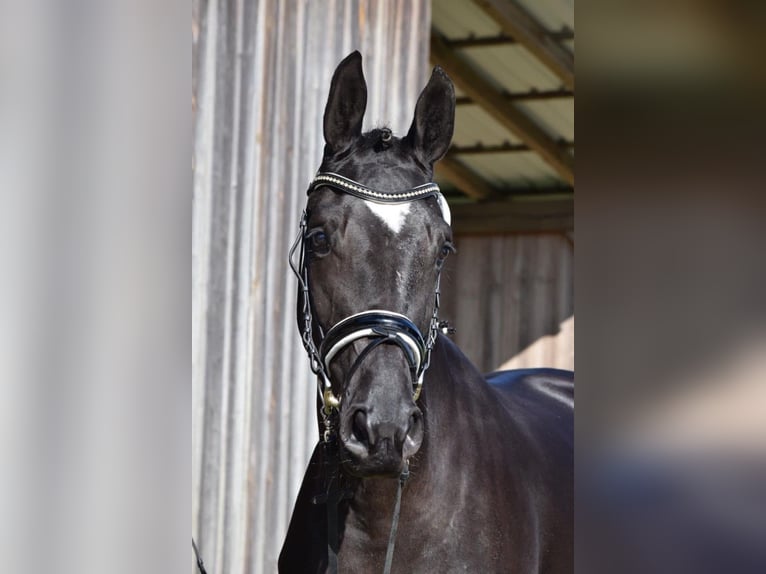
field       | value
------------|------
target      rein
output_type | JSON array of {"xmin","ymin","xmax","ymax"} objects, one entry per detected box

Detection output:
[
  {"xmin": 383, "ymin": 465, "xmax": 410, "ymax": 574},
  {"xmin": 289, "ymin": 171, "xmax": 450, "ymax": 573}
]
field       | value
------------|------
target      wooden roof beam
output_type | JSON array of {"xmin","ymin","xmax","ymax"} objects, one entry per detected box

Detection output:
[
  {"xmin": 449, "ymin": 195, "xmax": 574, "ymax": 234},
  {"xmin": 456, "ymin": 88, "xmax": 573, "ymax": 106},
  {"xmin": 451, "ymin": 140, "xmax": 574, "ymax": 155},
  {"xmin": 431, "ymin": 33, "xmax": 575, "ymax": 185},
  {"xmin": 444, "ymin": 28, "xmax": 574, "ymax": 49},
  {"xmin": 472, "ymin": 0, "xmax": 575, "ymax": 90},
  {"xmin": 435, "ymin": 154, "xmax": 501, "ymax": 200}
]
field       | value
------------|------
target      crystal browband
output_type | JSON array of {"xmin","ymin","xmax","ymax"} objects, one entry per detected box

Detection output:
[{"xmin": 309, "ymin": 172, "xmax": 441, "ymax": 204}]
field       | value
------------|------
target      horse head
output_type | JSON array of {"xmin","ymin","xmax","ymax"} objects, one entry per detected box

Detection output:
[{"xmin": 292, "ymin": 52, "xmax": 455, "ymax": 478}]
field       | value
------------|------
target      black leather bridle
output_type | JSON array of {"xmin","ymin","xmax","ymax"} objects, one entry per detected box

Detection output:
[
  {"xmin": 289, "ymin": 171, "xmax": 451, "ymax": 432},
  {"xmin": 193, "ymin": 174, "xmax": 451, "ymax": 574},
  {"xmin": 288, "ymin": 171, "xmax": 451, "ymax": 574}
]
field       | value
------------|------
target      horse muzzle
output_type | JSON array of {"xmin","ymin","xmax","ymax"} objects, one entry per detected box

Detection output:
[{"xmin": 339, "ymin": 404, "xmax": 424, "ymax": 477}]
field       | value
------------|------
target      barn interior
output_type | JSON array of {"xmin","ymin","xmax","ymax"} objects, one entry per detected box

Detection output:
[
  {"xmin": 431, "ymin": 0, "xmax": 574, "ymax": 373},
  {"xmin": 192, "ymin": 1, "xmax": 574, "ymax": 571}
]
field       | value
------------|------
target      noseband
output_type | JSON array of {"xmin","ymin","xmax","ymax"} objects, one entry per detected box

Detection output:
[{"xmin": 289, "ymin": 172, "xmax": 450, "ymax": 428}]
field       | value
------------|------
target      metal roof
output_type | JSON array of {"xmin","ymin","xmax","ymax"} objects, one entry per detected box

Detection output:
[{"xmin": 431, "ymin": 0, "xmax": 574, "ymax": 231}]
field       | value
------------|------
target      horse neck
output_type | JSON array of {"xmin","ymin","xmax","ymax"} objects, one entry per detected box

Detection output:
[
  {"xmin": 416, "ymin": 334, "xmax": 498, "ymax": 468},
  {"xmin": 344, "ymin": 336, "xmax": 494, "ymax": 522},
  {"xmin": 341, "ymin": 336, "xmax": 503, "ymax": 555}
]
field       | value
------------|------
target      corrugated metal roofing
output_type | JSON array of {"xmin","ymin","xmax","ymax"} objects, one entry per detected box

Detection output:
[
  {"xmin": 519, "ymin": 100, "xmax": 574, "ymax": 141},
  {"xmin": 453, "ymin": 104, "xmax": 525, "ymax": 146},
  {"xmin": 459, "ymin": 151, "xmax": 567, "ymax": 189},
  {"xmin": 432, "ymin": 1, "xmax": 501, "ymax": 37},
  {"xmin": 432, "ymin": 0, "xmax": 575, "ymax": 196},
  {"xmin": 516, "ymin": 0, "xmax": 574, "ymax": 32},
  {"xmin": 460, "ymin": 46, "xmax": 564, "ymax": 91}
]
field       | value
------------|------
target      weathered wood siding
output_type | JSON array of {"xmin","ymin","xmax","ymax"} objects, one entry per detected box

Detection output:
[
  {"xmin": 440, "ymin": 233, "xmax": 574, "ymax": 373},
  {"xmin": 191, "ymin": 1, "xmax": 431, "ymax": 573}
]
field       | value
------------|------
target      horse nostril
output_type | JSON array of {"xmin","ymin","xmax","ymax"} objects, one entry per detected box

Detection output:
[
  {"xmin": 403, "ymin": 409, "xmax": 424, "ymax": 458},
  {"xmin": 352, "ymin": 410, "xmax": 370, "ymax": 446},
  {"xmin": 407, "ymin": 410, "xmax": 423, "ymax": 439}
]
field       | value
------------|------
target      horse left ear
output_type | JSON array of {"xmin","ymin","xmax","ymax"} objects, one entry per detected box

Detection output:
[{"xmin": 406, "ymin": 66, "xmax": 455, "ymax": 166}]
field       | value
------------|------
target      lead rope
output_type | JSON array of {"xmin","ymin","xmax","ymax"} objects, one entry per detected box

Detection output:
[
  {"xmin": 192, "ymin": 538, "xmax": 207, "ymax": 574},
  {"xmin": 383, "ymin": 464, "xmax": 410, "ymax": 574}
]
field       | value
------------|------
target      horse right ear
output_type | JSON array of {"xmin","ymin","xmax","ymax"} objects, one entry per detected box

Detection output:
[{"xmin": 323, "ymin": 51, "xmax": 367, "ymax": 155}]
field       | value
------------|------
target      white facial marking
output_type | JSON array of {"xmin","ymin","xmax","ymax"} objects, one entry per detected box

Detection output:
[
  {"xmin": 395, "ymin": 271, "xmax": 405, "ymax": 291},
  {"xmin": 363, "ymin": 200, "xmax": 411, "ymax": 234}
]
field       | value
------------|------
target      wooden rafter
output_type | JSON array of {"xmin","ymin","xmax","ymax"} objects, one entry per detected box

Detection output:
[
  {"xmin": 435, "ymin": 154, "xmax": 500, "ymax": 200},
  {"xmin": 451, "ymin": 140, "xmax": 574, "ymax": 155},
  {"xmin": 456, "ymin": 88, "xmax": 573, "ymax": 106},
  {"xmin": 449, "ymin": 195, "xmax": 574, "ymax": 234},
  {"xmin": 444, "ymin": 29, "xmax": 574, "ymax": 49},
  {"xmin": 431, "ymin": 33, "xmax": 574, "ymax": 184},
  {"xmin": 472, "ymin": 0, "xmax": 575, "ymax": 90}
]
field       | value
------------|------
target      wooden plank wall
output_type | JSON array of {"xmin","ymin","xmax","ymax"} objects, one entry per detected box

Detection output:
[
  {"xmin": 439, "ymin": 233, "xmax": 574, "ymax": 373},
  {"xmin": 191, "ymin": 2, "xmax": 431, "ymax": 573}
]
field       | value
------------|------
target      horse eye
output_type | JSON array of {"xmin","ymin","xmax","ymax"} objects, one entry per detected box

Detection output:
[
  {"xmin": 437, "ymin": 241, "xmax": 455, "ymax": 266},
  {"xmin": 308, "ymin": 230, "xmax": 330, "ymax": 255}
]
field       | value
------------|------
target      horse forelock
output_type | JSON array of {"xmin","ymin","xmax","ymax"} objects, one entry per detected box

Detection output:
[{"xmin": 320, "ymin": 129, "xmax": 433, "ymax": 193}]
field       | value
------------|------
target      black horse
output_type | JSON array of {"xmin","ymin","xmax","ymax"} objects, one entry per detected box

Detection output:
[{"xmin": 280, "ymin": 52, "xmax": 573, "ymax": 574}]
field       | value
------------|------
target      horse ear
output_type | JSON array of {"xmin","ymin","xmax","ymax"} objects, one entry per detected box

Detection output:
[
  {"xmin": 406, "ymin": 66, "xmax": 455, "ymax": 166},
  {"xmin": 323, "ymin": 51, "xmax": 367, "ymax": 155}
]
